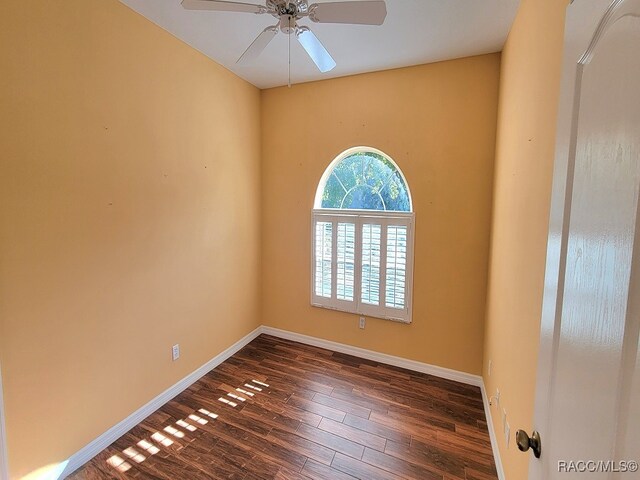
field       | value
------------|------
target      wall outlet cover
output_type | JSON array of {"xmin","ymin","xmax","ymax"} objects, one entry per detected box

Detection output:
[
  {"xmin": 172, "ymin": 344, "xmax": 180, "ymax": 361},
  {"xmin": 359, "ymin": 317, "xmax": 366, "ymax": 329}
]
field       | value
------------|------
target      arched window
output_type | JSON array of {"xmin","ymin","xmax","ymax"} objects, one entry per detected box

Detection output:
[
  {"xmin": 311, "ymin": 147, "xmax": 415, "ymax": 323},
  {"xmin": 315, "ymin": 149, "xmax": 412, "ymax": 211}
]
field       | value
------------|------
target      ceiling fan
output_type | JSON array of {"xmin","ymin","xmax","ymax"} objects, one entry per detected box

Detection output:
[{"xmin": 181, "ymin": 0, "xmax": 387, "ymax": 74}]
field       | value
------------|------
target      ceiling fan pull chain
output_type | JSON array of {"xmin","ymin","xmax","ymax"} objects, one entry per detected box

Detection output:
[{"xmin": 288, "ymin": 15, "xmax": 292, "ymax": 88}]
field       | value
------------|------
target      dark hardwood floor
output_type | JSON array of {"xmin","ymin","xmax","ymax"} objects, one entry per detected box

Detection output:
[{"xmin": 68, "ymin": 334, "xmax": 498, "ymax": 480}]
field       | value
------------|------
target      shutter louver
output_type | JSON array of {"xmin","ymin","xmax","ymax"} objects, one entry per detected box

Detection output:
[
  {"xmin": 314, "ymin": 221, "xmax": 332, "ymax": 298},
  {"xmin": 336, "ymin": 222, "xmax": 355, "ymax": 301},
  {"xmin": 385, "ymin": 225, "xmax": 407, "ymax": 309},
  {"xmin": 361, "ymin": 223, "xmax": 381, "ymax": 305}
]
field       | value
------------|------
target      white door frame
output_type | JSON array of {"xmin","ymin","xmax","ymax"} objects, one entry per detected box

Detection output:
[
  {"xmin": 0, "ymin": 363, "xmax": 9, "ymax": 480},
  {"xmin": 530, "ymin": 0, "xmax": 637, "ymax": 477}
]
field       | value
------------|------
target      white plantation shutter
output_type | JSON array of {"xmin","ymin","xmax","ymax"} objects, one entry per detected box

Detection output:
[
  {"xmin": 311, "ymin": 214, "xmax": 358, "ymax": 312},
  {"xmin": 336, "ymin": 222, "xmax": 355, "ymax": 301},
  {"xmin": 311, "ymin": 210, "xmax": 414, "ymax": 323},
  {"xmin": 385, "ymin": 225, "xmax": 407, "ymax": 308},
  {"xmin": 361, "ymin": 223, "xmax": 381, "ymax": 305},
  {"xmin": 314, "ymin": 222, "xmax": 332, "ymax": 298}
]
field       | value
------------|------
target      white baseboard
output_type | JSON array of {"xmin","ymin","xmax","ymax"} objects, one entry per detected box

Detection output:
[
  {"xmin": 59, "ymin": 326, "xmax": 263, "ymax": 479},
  {"xmin": 480, "ymin": 382, "xmax": 506, "ymax": 480},
  {"xmin": 0, "ymin": 366, "xmax": 9, "ymax": 480},
  {"xmin": 54, "ymin": 325, "xmax": 503, "ymax": 480},
  {"xmin": 259, "ymin": 326, "xmax": 483, "ymax": 387}
]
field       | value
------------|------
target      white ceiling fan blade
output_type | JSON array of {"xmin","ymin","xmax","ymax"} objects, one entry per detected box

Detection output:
[
  {"xmin": 181, "ymin": 0, "xmax": 266, "ymax": 14},
  {"xmin": 296, "ymin": 26, "xmax": 336, "ymax": 73},
  {"xmin": 237, "ymin": 26, "xmax": 278, "ymax": 64},
  {"xmin": 308, "ymin": 1, "xmax": 387, "ymax": 25}
]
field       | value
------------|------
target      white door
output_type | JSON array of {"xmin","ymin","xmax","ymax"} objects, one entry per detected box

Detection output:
[{"xmin": 528, "ymin": 0, "xmax": 640, "ymax": 479}]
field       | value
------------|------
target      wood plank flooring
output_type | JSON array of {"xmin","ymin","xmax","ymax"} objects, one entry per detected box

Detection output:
[{"xmin": 68, "ymin": 335, "xmax": 498, "ymax": 480}]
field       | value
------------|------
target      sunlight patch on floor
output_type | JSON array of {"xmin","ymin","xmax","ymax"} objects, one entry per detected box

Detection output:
[
  {"xmin": 106, "ymin": 455, "xmax": 131, "ymax": 473},
  {"xmin": 104, "ymin": 371, "xmax": 269, "ymax": 475}
]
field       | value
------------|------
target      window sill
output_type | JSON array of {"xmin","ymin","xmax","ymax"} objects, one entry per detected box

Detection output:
[{"xmin": 310, "ymin": 302, "xmax": 412, "ymax": 324}]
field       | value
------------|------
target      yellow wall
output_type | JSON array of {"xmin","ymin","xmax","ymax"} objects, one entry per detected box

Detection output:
[
  {"xmin": 0, "ymin": 0, "xmax": 572, "ymax": 477},
  {"xmin": 261, "ymin": 55, "xmax": 500, "ymax": 375},
  {"xmin": 0, "ymin": 1, "xmax": 261, "ymax": 478},
  {"xmin": 483, "ymin": 0, "xmax": 568, "ymax": 478}
]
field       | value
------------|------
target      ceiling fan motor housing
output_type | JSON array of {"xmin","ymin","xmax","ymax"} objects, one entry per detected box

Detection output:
[
  {"xmin": 269, "ymin": 0, "xmax": 309, "ymax": 34},
  {"xmin": 268, "ymin": 0, "xmax": 309, "ymax": 18},
  {"xmin": 279, "ymin": 15, "xmax": 296, "ymax": 34}
]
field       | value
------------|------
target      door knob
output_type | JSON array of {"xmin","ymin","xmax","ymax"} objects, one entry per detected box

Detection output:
[{"xmin": 516, "ymin": 429, "xmax": 541, "ymax": 458}]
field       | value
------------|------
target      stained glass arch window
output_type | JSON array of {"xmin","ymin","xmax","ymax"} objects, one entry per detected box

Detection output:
[{"xmin": 314, "ymin": 147, "xmax": 412, "ymax": 212}]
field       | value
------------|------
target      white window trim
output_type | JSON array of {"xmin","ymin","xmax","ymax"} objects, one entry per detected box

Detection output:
[{"xmin": 310, "ymin": 208, "xmax": 415, "ymax": 324}]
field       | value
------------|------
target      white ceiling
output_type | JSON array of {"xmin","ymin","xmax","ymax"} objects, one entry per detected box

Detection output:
[{"xmin": 119, "ymin": 0, "xmax": 520, "ymax": 89}]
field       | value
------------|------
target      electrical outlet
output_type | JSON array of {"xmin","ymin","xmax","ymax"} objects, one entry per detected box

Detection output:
[
  {"xmin": 496, "ymin": 388, "xmax": 500, "ymax": 406},
  {"xmin": 172, "ymin": 344, "xmax": 180, "ymax": 361},
  {"xmin": 488, "ymin": 359, "xmax": 492, "ymax": 376},
  {"xmin": 359, "ymin": 317, "xmax": 366, "ymax": 329}
]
